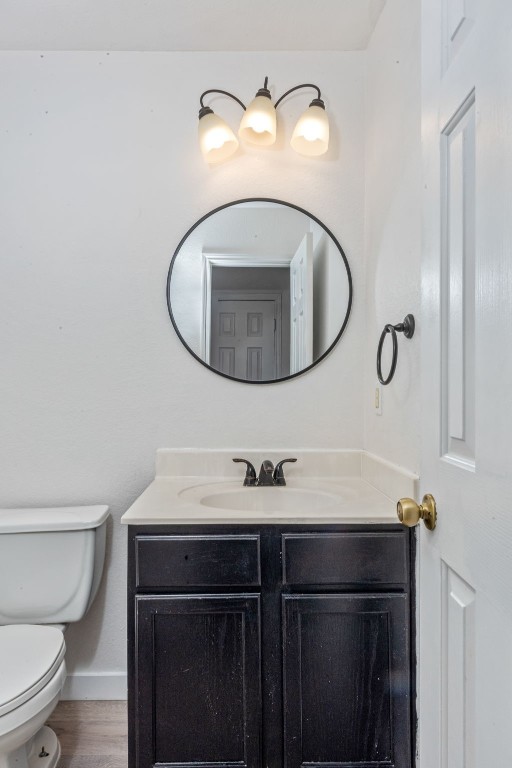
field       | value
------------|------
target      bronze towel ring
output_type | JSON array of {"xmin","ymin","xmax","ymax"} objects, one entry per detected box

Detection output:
[{"xmin": 377, "ymin": 314, "xmax": 415, "ymax": 385}]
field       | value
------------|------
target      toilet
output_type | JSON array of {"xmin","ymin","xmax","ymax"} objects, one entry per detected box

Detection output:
[{"xmin": 0, "ymin": 505, "xmax": 110, "ymax": 768}]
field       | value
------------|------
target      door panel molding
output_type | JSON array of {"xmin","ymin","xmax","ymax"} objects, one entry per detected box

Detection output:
[
  {"xmin": 440, "ymin": 90, "xmax": 476, "ymax": 470},
  {"xmin": 442, "ymin": 0, "xmax": 476, "ymax": 73},
  {"xmin": 441, "ymin": 562, "xmax": 476, "ymax": 768}
]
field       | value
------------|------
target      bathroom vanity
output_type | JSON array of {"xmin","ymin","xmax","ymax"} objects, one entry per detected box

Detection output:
[{"xmin": 122, "ymin": 451, "xmax": 417, "ymax": 768}]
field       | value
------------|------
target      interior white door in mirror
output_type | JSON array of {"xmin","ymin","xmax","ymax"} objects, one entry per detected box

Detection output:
[
  {"xmin": 420, "ymin": 1, "xmax": 512, "ymax": 765},
  {"xmin": 210, "ymin": 292, "xmax": 281, "ymax": 381},
  {"xmin": 290, "ymin": 232, "xmax": 313, "ymax": 375}
]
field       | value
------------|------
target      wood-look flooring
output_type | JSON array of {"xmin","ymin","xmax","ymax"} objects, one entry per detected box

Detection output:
[{"xmin": 47, "ymin": 701, "xmax": 127, "ymax": 768}]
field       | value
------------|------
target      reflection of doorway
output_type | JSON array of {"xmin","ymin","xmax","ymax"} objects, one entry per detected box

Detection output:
[
  {"xmin": 210, "ymin": 291, "xmax": 282, "ymax": 380},
  {"xmin": 202, "ymin": 259, "xmax": 291, "ymax": 380}
]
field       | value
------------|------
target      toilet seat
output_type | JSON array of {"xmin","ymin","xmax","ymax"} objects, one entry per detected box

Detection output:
[{"xmin": 0, "ymin": 625, "xmax": 66, "ymax": 717}]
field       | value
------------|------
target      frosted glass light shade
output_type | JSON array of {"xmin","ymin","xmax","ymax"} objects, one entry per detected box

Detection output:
[
  {"xmin": 239, "ymin": 95, "xmax": 277, "ymax": 146},
  {"xmin": 290, "ymin": 105, "xmax": 329, "ymax": 157},
  {"xmin": 198, "ymin": 112, "xmax": 239, "ymax": 164}
]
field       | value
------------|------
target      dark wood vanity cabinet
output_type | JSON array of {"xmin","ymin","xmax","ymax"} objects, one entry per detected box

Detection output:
[{"xmin": 128, "ymin": 525, "xmax": 415, "ymax": 768}]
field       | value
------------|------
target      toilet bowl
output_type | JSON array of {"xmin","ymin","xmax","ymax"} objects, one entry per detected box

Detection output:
[
  {"xmin": 0, "ymin": 625, "xmax": 67, "ymax": 768},
  {"xmin": 0, "ymin": 506, "xmax": 110, "ymax": 768}
]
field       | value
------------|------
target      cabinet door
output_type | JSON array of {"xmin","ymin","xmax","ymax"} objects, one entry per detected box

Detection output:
[
  {"xmin": 283, "ymin": 594, "xmax": 411, "ymax": 768},
  {"xmin": 135, "ymin": 594, "xmax": 261, "ymax": 768}
]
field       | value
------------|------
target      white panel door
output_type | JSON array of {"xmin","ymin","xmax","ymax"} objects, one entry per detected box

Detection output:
[
  {"xmin": 420, "ymin": 1, "xmax": 512, "ymax": 766},
  {"xmin": 290, "ymin": 233, "xmax": 313, "ymax": 374},
  {"xmin": 210, "ymin": 293, "xmax": 280, "ymax": 381}
]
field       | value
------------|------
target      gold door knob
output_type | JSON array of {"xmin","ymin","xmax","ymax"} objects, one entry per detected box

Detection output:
[{"xmin": 397, "ymin": 493, "xmax": 437, "ymax": 530}]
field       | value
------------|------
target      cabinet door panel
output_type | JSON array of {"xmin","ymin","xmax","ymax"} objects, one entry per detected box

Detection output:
[
  {"xmin": 283, "ymin": 594, "xmax": 410, "ymax": 768},
  {"xmin": 136, "ymin": 594, "xmax": 261, "ymax": 768}
]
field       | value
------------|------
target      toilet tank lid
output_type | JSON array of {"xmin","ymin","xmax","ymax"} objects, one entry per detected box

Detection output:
[{"xmin": 0, "ymin": 505, "xmax": 109, "ymax": 533}]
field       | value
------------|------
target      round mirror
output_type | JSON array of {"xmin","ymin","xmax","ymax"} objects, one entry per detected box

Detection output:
[{"xmin": 167, "ymin": 198, "xmax": 352, "ymax": 383}]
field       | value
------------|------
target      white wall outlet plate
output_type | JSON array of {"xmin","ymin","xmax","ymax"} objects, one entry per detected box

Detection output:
[{"xmin": 374, "ymin": 384, "xmax": 382, "ymax": 415}]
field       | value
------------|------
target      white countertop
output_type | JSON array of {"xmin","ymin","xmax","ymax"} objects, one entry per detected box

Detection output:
[
  {"xmin": 120, "ymin": 450, "xmax": 419, "ymax": 526},
  {"xmin": 121, "ymin": 475, "xmax": 400, "ymax": 525}
]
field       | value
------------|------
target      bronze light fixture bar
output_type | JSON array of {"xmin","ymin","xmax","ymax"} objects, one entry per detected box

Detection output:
[{"xmin": 198, "ymin": 76, "xmax": 330, "ymax": 164}]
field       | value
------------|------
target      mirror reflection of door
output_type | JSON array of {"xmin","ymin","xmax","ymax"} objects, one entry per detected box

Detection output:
[
  {"xmin": 210, "ymin": 294, "xmax": 280, "ymax": 380},
  {"xmin": 290, "ymin": 233, "xmax": 313, "ymax": 374},
  {"xmin": 210, "ymin": 266, "xmax": 290, "ymax": 381}
]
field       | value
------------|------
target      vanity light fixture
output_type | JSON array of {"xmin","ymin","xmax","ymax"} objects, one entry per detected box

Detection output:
[
  {"xmin": 239, "ymin": 79, "xmax": 277, "ymax": 146},
  {"xmin": 198, "ymin": 76, "xmax": 330, "ymax": 163}
]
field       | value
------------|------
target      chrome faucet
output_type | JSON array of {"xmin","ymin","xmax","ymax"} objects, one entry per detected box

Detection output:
[{"xmin": 233, "ymin": 457, "xmax": 297, "ymax": 487}]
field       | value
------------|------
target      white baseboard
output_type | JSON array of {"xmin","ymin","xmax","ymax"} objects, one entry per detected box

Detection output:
[{"xmin": 62, "ymin": 673, "xmax": 127, "ymax": 700}]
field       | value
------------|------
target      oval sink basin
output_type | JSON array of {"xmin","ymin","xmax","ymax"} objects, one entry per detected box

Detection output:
[{"xmin": 179, "ymin": 483, "xmax": 352, "ymax": 514}]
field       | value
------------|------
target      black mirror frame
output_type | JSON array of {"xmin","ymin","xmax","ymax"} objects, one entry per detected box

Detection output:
[{"xmin": 166, "ymin": 197, "xmax": 353, "ymax": 384}]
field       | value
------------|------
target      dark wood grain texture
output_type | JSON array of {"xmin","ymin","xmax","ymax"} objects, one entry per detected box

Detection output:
[
  {"xmin": 283, "ymin": 593, "xmax": 410, "ymax": 768},
  {"xmin": 128, "ymin": 524, "xmax": 413, "ymax": 768},
  {"xmin": 282, "ymin": 532, "xmax": 408, "ymax": 585},
  {"xmin": 135, "ymin": 594, "xmax": 261, "ymax": 768},
  {"xmin": 135, "ymin": 534, "xmax": 261, "ymax": 588}
]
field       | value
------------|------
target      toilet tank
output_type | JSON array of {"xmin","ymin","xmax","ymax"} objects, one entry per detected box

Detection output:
[{"xmin": 0, "ymin": 505, "xmax": 109, "ymax": 625}]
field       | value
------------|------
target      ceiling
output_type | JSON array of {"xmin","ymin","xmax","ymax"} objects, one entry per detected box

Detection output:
[{"xmin": 0, "ymin": 0, "xmax": 386, "ymax": 52}]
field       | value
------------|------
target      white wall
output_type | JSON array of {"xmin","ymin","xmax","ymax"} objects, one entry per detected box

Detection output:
[
  {"xmin": 363, "ymin": 0, "xmax": 421, "ymax": 472},
  {"xmin": 0, "ymin": 50, "xmax": 365, "ymax": 695}
]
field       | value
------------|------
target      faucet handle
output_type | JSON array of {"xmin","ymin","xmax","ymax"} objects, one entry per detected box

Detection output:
[
  {"xmin": 233, "ymin": 458, "xmax": 257, "ymax": 486},
  {"xmin": 273, "ymin": 458, "xmax": 297, "ymax": 486}
]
